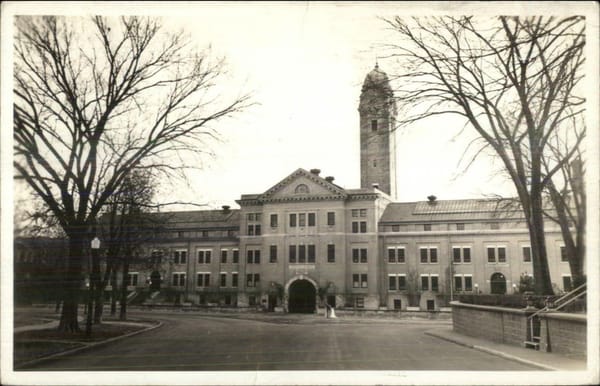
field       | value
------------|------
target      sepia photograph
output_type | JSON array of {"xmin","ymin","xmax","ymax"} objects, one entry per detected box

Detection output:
[{"xmin": 1, "ymin": 1, "xmax": 598, "ymax": 385}]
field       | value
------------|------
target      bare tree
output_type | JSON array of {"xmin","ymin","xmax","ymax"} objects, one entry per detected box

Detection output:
[
  {"xmin": 384, "ymin": 16, "xmax": 585, "ymax": 294},
  {"xmin": 13, "ymin": 16, "xmax": 250, "ymax": 331}
]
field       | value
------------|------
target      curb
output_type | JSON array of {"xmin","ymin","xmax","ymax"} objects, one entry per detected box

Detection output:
[
  {"xmin": 15, "ymin": 320, "xmax": 163, "ymax": 369},
  {"xmin": 424, "ymin": 330, "xmax": 559, "ymax": 371}
]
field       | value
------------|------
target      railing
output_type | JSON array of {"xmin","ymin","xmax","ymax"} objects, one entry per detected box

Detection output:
[{"xmin": 524, "ymin": 283, "xmax": 586, "ymax": 349}]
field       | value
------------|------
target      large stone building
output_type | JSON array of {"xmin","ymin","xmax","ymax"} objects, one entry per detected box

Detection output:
[{"xmin": 128, "ymin": 65, "xmax": 572, "ymax": 312}]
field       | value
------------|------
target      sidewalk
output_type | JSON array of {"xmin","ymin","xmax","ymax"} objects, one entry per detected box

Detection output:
[{"xmin": 426, "ymin": 326, "xmax": 587, "ymax": 371}]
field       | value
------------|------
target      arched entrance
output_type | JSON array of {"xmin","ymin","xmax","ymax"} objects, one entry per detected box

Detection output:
[
  {"xmin": 288, "ymin": 279, "xmax": 317, "ymax": 313},
  {"xmin": 490, "ymin": 272, "xmax": 507, "ymax": 294}
]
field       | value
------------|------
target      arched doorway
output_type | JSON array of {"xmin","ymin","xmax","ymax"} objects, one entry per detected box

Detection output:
[
  {"xmin": 490, "ymin": 272, "xmax": 507, "ymax": 294},
  {"xmin": 288, "ymin": 279, "xmax": 316, "ymax": 313}
]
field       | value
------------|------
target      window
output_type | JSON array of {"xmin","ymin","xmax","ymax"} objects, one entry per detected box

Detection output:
[
  {"xmin": 452, "ymin": 247, "xmax": 471, "ymax": 263},
  {"xmin": 197, "ymin": 250, "xmax": 211, "ymax": 264},
  {"xmin": 394, "ymin": 299, "xmax": 402, "ymax": 310},
  {"xmin": 327, "ymin": 212, "xmax": 335, "ymax": 226},
  {"xmin": 289, "ymin": 213, "xmax": 297, "ymax": 227},
  {"xmin": 151, "ymin": 250, "xmax": 163, "ymax": 265},
  {"xmin": 220, "ymin": 273, "xmax": 227, "ymax": 287},
  {"xmin": 247, "ymin": 249, "xmax": 261, "ymax": 264},
  {"xmin": 246, "ymin": 273, "xmax": 260, "ymax": 288},
  {"xmin": 248, "ymin": 213, "xmax": 262, "ymax": 236},
  {"xmin": 391, "ymin": 225, "xmax": 400, "ymax": 232},
  {"xmin": 424, "ymin": 224, "xmax": 432, "ymax": 231},
  {"xmin": 456, "ymin": 223, "xmax": 465, "ymax": 230},
  {"xmin": 352, "ymin": 209, "xmax": 367, "ymax": 218},
  {"xmin": 327, "ymin": 244, "xmax": 335, "ymax": 263},
  {"xmin": 308, "ymin": 213, "xmax": 316, "ymax": 226},
  {"xmin": 389, "ymin": 275, "xmax": 397, "ymax": 290},
  {"xmin": 522, "ymin": 246, "xmax": 531, "ymax": 262},
  {"xmin": 289, "ymin": 245, "xmax": 297, "ymax": 263},
  {"xmin": 398, "ymin": 275, "xmax": 407, "ymax": 290},
  {"xmin": 270, "ymin": 214, "xmax": 278, "ymax": 228},
  {"xmin": 420, "ymin": 247, "xmax": 438, "ymax": 263},
  {"xmin": 172, "ymin": 273, "xmax": 186, "ymax": 287},
  {"xmin": 299, "ymin": 245, "xmax": 306, "ymax": 263},
  {"xmin": 454, "ymin": 276, "xmax": 462, "ymax": 292},
  {"xmin": 455, "ymin": 275, "xmax": 474, "ymax": 292},
  {"xmin": 421, "ymin": 275, "xmax": 429, "ymax": 291},
  {"xmin": 126, "ymin": 273, "xmax": 138, "ymax": 286},
  {"xmin": 431, "ymin": 276, "xmax": 439, "ymax": 292},
  {"xmin": 247, "ymin": 224, "xmax": 261, "ymax": 236},
  {"xmin": 388, "ymin": 274, "xmax": 406, "ymax": 291},
  {"xmin": 269, "ymin": 245, "xmax": 277, "ymax": 263},
  {"xmin": 371, "ymin": 119, "xmax": 378, "ymax": 131},
  {"xmin": 487, "ymin": 246, "xmax": 507, "ymax": 263},
  {"xmin": 421, "ymin": 275, "xmax": 439, "ymax": 291},
  {"xmin": 464, "ymin": 276, "xmax": 473, "ymax": 291},
  {"xmin": 201, "ymin": 230, "xmax": 209, "ymax": 238},
  {"xmin": 174, "ymin": 250, "xmax": 187, "ymax": 264},
  {"xmin": 352, "ymin": 221, "xmax": 367, "ymax": 233},
  {"xmin": 232, "ymin": 249, "xmax": 239, "ymax": 264},
  {"xmin": 353, "ymin": 274, "xmax": 368, "ymax": 289},
  {"xmin": 197, "ymin": 273, "xmax": 210, "ymax": 287},
  {"xmin": 299, "ymin": 213, "xmax": 306, "ymax": 227},
  {"xmin": 232, "ymin": 273, "xmax": 238, "ymax": 288},
  {"xmin": 249, "ymin": 295, "xmax": 256, "ymax": 306},
  {"xmin": 308, "ymin": 244, "xmax": 315, "ymax": 263},
  {"xmin": 388, "ymin": 247, "xmax": 406, "ymax": 263},
  {"xmin": 562, "ymin": 275, "xmax": 572, "ymax": 291},
  {"xmin": 356, "ymin": 297, "xmax": 365, "ymax": 308},
  {"xmin": 560, "ymin": 246, "xmax": 568, "ymax": 262},
  {"xmin": 352, "ymin": 248, "xmax": 368, "ymax": 263},
  {"xmin": 221, "ymin": 249, "xmax": 228, "ymax": 264}
]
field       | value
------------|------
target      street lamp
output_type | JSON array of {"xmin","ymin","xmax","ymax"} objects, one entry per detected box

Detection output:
[
  {"xmin": 512, "ymin": 283, "xmax": 518, "ymax": 294},
  {"xmin": 474, "ymin": 283, "xmax": 479, "ymax": 295},
  {"xmin": 86, "ymin": 237, "xmax": 100, "ymax": 337}
]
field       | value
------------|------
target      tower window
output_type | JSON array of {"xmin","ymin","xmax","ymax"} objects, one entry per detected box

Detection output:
[
  {"xmin": 371, "ymin": 120, "xmax": 378, "ymax": 131},
  {"xmin": 373, "ymin": 159, "xmax": 377, "ymax": 167}
]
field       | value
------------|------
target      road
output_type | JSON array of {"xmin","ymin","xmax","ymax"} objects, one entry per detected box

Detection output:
[{"xmin": 24, "ymin": 311, "xmax": 537, "ymax": 371}]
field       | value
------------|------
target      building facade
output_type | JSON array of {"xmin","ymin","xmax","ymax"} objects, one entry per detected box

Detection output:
[{"xmin": 128, "ymin": 65, "xmax": 573, "ymax": 312}]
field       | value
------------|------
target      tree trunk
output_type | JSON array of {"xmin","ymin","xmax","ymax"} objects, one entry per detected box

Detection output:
[
  {"xmin": 58, "ymin": 239, "xmax": 84, "ymax": 332},
  {"xmin": 528, "ymin": 196, "xmax": 555, "ymax": 295},
  {"xmin": 111, "ymin": 269, "xmax": 118, "ymax": 316},
  {"xmin": 120, "ymin": 261, "xmax": 129, "ymax": 321}
]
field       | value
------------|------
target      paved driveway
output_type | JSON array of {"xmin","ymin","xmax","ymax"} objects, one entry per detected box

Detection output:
[{"xmin": 24, "ymin": 311, "xmax": 537, "ymax": 371}]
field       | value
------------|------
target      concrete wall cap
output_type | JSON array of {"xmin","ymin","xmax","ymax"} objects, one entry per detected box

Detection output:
[
  {"xmin": 538, "ymin": 312, "xmax": 587, "ymax": 323},
  {"xmin": 450, "ymin": 301, "xmax": 533, "ymax": 315}
]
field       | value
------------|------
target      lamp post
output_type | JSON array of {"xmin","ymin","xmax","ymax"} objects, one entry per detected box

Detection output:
[
  {"xmin": 474, "ymin": 283, "xmax": 479, "ymax": 295},
  {"xmin": 86, "ymin": 237, "xmax": 100, "ymax": 337}
]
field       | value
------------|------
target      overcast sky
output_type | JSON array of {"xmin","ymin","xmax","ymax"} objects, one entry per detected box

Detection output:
[
  {"xmin": 7, "ymin": 2, "xmax": 598, "ymax": 212},
  {"xmin": 154, "ymin": 3, "xmax": 516, "ymax": 210}
]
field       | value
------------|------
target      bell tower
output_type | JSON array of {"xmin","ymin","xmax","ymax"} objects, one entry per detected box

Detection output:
[{"xmin": 358, "ymin": 63, "xmax": 397, "ymax": 198}]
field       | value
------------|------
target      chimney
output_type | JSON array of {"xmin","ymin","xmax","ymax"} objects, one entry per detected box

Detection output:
[
  {"xmin": 325, "ymin": 176, "xmax": 335, "ymax": 183},
  {"xmin": 310, "ymin": 168, "xmax": 321, "ymax": 176},
  {"xmin": 222, "ymin": 205, "xmax": 231, "ymax": 213},
  {"xmin": 427, "ymin": 195, "xmax": 437, "ymax": 204},
  {"xmin": 372, "ymin": 183, "xmax": 380, "ymax": 189}
]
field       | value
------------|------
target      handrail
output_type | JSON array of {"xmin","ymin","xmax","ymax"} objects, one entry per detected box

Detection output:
[
  {"xmin": 554, "ymin": 289, "xmax": 586, "ymax": 312},
  {"xmin": 552, "ymin": 283, "xmax": 586, "ymax": 305}
]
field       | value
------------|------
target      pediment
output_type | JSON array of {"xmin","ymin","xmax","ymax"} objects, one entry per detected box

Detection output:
[{"xmin": 258, "ymin": 169, "xmax": 347, "ymax": 203}]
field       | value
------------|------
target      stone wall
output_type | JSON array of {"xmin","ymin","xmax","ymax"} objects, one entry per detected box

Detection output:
[
  {"xmin": 539, "ymin": 312, "xmax": 586, "ymax": 358},
  {"xmin": 451, "ymin": 301, "xmax": 533, "ymax": 346}
]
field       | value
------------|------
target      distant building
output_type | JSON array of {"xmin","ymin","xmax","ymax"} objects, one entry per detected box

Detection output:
[{"xmin": 16, "ymin": 65, "xmax": 572, "ymax": 312}]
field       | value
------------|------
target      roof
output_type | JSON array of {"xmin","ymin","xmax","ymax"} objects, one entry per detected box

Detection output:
[
  {"xmin": 361, "ymin": 63, "xmax": 392, "ymax": 93},
  {"xmin": 380, "ymin": 199, "xmax": 523, "ymax": 223},
  {"xmin": 151, "ymin": 209, "xmax": 240, "ymax": 229}
]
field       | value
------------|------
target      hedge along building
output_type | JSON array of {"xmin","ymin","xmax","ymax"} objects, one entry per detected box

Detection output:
[{"xmin": 131, "ymin": 65, "xmax": 571, "ymax": 312}]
